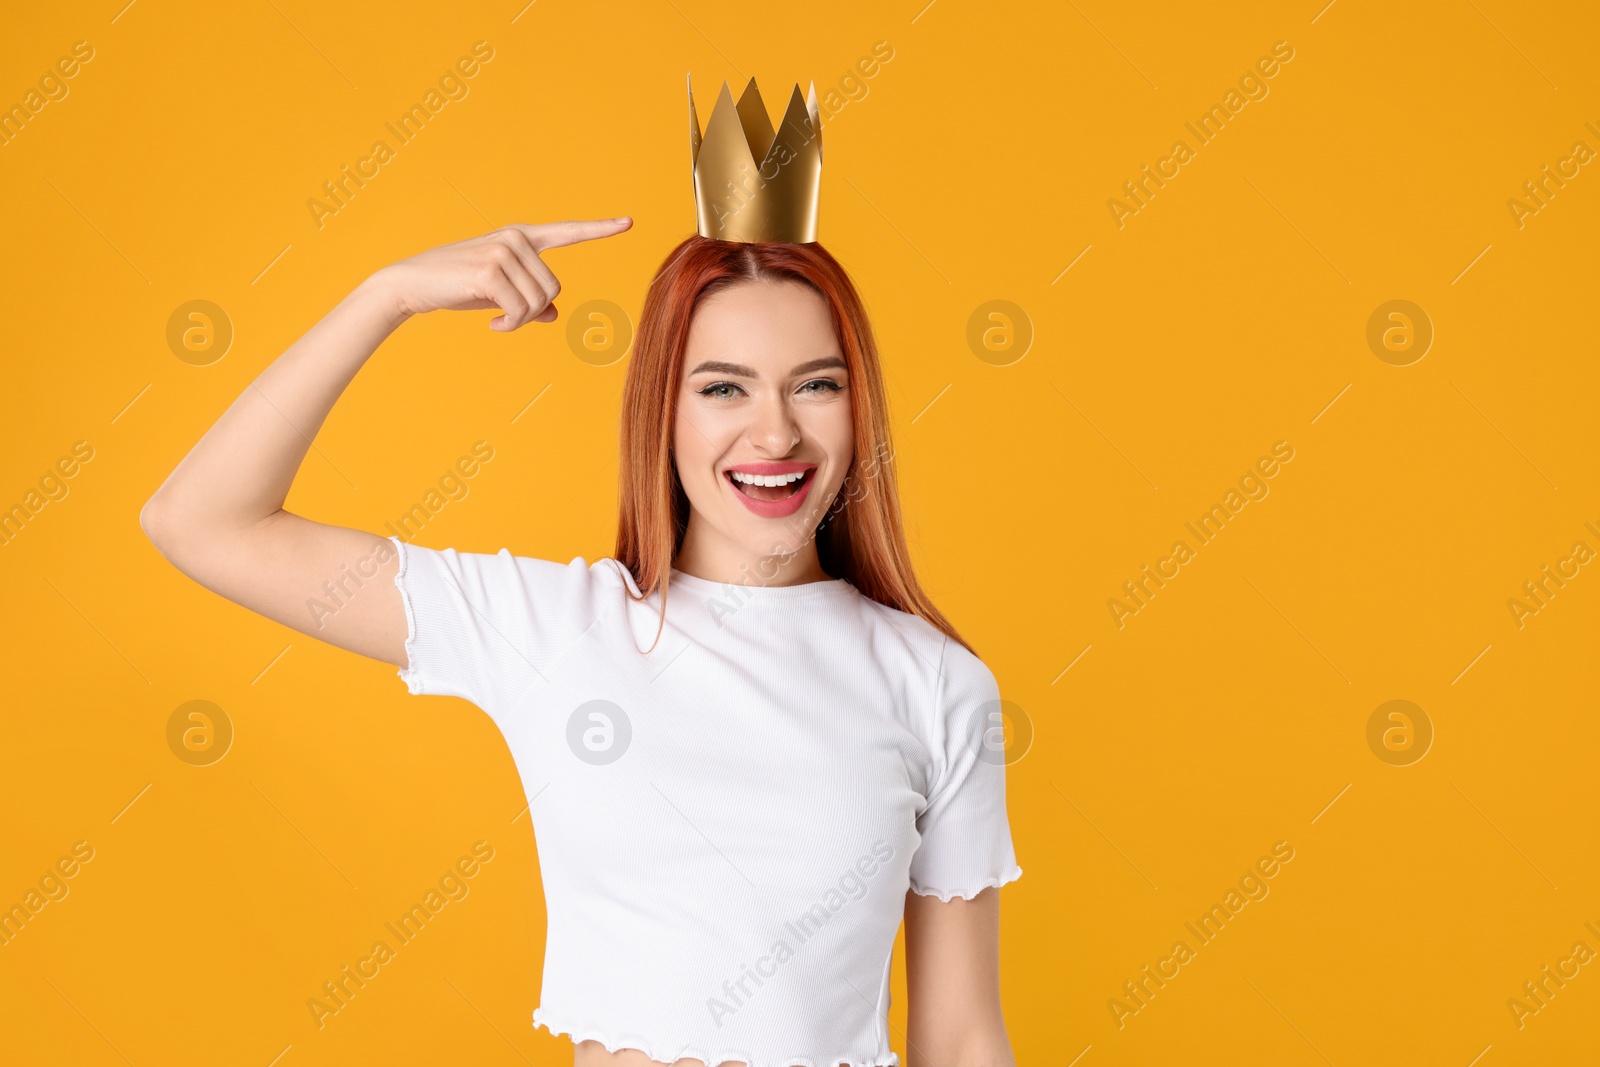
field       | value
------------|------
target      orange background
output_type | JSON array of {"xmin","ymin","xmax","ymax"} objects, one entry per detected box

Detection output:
[{"xmin": 2, "ymin": 1, "xmax": 1596, "ymax": 1064}]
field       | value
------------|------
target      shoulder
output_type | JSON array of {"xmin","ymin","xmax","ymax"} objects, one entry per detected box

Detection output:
[
  {"xmin": 390, "ymin": 537, "xmax": 639, "ymax": 624},
  {"xmin": 845, "ymin": 595, "xmax": 999, "ymax": 739},
  {"xmin": 934, "ymin": 634, "xmax": 1000, "ymax": 718},
  {"xmin": 848, "ymin": 593, "xmax": 949, "ymax": 667},
  {"xmin": 395, "ymin": 537, "xmax": 632, "ymax": 585},
  {"xmin": 856, "ymin": 596, "xmax": 995, "ymax": 698}
]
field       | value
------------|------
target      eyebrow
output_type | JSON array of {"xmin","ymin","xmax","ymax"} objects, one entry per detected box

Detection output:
[{"xmin": 688, "ymin": 356, "xmax": 848, "ymax": 378}]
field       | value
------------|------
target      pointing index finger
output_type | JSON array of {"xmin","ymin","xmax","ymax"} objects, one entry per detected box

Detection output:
[{"xmin": 521, "ymin": 217, "xmax": 634, "ymax": 252}]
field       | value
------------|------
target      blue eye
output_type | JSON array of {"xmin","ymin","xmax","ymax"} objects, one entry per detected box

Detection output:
[{"xmin": 699, "ymin": 382, "xmax": 743, "ymax": 400}]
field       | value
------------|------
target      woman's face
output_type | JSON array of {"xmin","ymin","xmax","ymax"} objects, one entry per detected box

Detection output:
[{"xmin": 673, "ymin": 278, "xmax": 854, "ymax": 577}]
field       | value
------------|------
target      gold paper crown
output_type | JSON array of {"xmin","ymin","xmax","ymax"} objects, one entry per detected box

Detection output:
[{"xmin": 688, "ymin": 74, "xmax": 823, "ymax": 243}]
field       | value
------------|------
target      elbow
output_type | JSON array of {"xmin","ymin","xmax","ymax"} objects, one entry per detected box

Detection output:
[
  {"xmin": 909, "ymin": 1035, "xmax": 1015, "ymax": 1067},
  {"xmin": 140, "ymin": 497, "xmax": 275, "ymax": 563},
  {"xmin": 906, "ymin": 1014, "xmax": 1014, "ymax": 1067},
  {"xmin": 139, "ymin": 495, "xmax": 179, "ymax": 557}
]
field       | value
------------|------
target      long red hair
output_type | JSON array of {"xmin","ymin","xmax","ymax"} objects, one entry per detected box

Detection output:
[{"xmin": 614, "ymin": 235, "xmax": 973, "ymax": 657}]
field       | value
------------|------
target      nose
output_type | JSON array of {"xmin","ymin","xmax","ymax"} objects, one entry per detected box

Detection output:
[{"xmin": 748, "ymin": 391, "xmax": 801, "ymax": 453}]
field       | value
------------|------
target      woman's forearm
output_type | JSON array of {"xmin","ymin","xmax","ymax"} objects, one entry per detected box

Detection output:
[{"xmin": 142, "ymin": 271, "xmax": 407, "ymax": 538}]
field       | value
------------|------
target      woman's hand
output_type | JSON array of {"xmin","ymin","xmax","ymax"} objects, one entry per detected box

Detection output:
[{"xmin": 371, "ymin": 217, "xmax": 634, "ymax": 332}]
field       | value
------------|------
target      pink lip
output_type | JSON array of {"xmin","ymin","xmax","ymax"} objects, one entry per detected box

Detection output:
[{"xmin": 723, "ymin": 463, "xmax": 817, "ymax": 519}]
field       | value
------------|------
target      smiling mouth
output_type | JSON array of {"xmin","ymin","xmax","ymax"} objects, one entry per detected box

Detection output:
[{"xmin": 725, "ymin": 468, "xmax": 812, "ymax": 501}]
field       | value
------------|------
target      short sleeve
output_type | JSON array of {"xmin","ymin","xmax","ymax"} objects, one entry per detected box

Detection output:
[
  {"xmin": 907, "ymin": 637, "xmax": 1024, "ymax": 901},
  {"xmin": 388, "ymin": 535, "xmax": 622, "ymax": 710}
]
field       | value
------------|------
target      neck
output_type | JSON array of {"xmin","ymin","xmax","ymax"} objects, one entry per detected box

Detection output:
[{"xmin": 674, "ymin": 521, "xmax": 828, "ymax": 587}]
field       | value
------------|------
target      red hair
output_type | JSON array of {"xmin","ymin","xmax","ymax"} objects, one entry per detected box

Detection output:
[{"xmin": 614, "ymin": 235, "xmax": 974, "ymax": 657}]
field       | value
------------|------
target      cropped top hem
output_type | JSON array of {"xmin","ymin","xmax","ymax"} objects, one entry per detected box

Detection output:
[
  {"xmin": 530, "ymin": 1009, "xmax": 902, "ymax": 1067},
  {"xmin": 908, "ymin": 864, "xmax": 1024, "ymax": 902}
]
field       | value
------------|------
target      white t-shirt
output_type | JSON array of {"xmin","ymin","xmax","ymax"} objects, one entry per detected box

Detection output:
[{"xmin": 388, "ymin": 535, "xmax": 1022, "ymax": 1067}]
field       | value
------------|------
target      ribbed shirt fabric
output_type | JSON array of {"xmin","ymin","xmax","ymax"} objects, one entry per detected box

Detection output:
[{"xmin": 388, "ymin": 535, "xmax": 1022, "ymax": 1067}]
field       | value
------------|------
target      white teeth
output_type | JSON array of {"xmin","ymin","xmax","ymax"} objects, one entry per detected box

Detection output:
[{"xmin": 730, "ymin": 470, "xmax": 806, "ymax": 487}]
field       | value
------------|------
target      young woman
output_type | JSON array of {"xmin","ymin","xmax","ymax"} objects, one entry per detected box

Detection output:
[{"xmin": 141, "ymin": 219, "xmax": 1023, "ymax": 1067}]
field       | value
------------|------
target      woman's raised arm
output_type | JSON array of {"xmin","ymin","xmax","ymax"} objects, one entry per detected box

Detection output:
[{"xmin": 139, "ymin": 218, "xmax": 632, "ymax": 667}]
